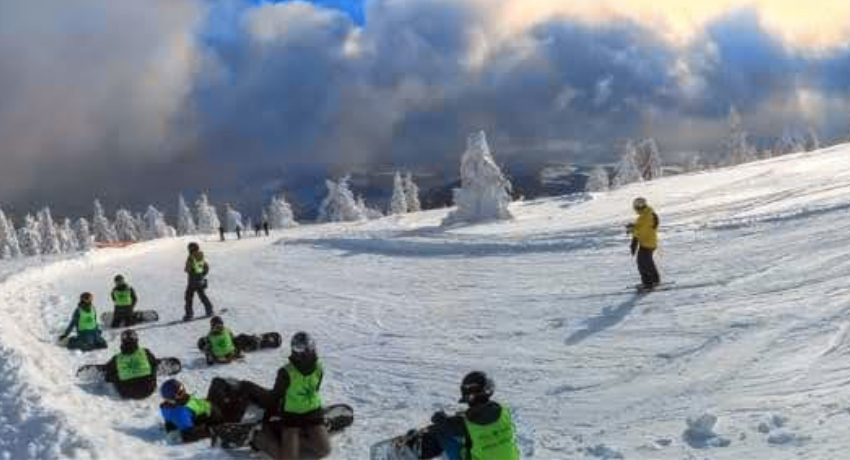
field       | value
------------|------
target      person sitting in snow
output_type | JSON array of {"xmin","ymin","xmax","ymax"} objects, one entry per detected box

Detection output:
[
  {"xmin": 58, "ymin": 292, "xmax": 107, "ymax": 351},
  {"xmin": 626, "ymin": 197, "xmax": 660, "ymax": 290},
  {"xmin": 413, "ymin": 371, "xmax": 520, "ymax": 460},
  {"xmin": 110, "ymin": 274, "xmax": 138, "ymax": 328},
  {"xmin": 103, "ymin": 329, "xmax": 158, "ymax": 399},
  {"xmin": 201, "ymin": 316, "xmax": 244, "ymax": 365}
]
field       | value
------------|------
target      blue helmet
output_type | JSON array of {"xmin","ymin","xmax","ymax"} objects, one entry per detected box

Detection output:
[{"xmin": 160, "ymin": 378, "xmax": 185, "ymax": 400}]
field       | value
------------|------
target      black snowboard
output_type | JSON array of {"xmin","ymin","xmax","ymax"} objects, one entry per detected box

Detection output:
[
  {"xmin": 197, "ymin": 332, "xmax": 282, "ymax": 353},
  {"xmin": 210, "ymin": 403, "xmax": 355, "ymax": 449},
  {"xmin": 371, "ymin": 425, "xmax": 445, "ymax": 460},
  {"xmin": 100, "ymin": 310, "xmax": 159, "ymax": 328},
  {"xmin": 75, "ymin": 357, "xmax": 182, "ymax": 382},
  {"xmin": 163, "ymin": 308, "xmax": 229, "ymax": 326}
]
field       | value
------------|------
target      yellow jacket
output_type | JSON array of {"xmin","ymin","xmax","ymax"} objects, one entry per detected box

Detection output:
[{"xmin": 630, "ymin": 206, "xmax": 658, "ymax": 249}]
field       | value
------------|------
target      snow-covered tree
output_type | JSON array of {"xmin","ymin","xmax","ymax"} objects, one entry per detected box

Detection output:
[
  {"xmin": 684, "ymin": 152, "xmax": 704, "ymax": 172},
  {"xmin": 317, "ymin": 176, "xmax": 366, "ymax": 223},
  {"xmin": 358, "ymin": 196, "xmax": 384, "ymax": 220},
  {"xmin": 584, "ymin": 166, "xmax": 610, "ymax": 192},
  {"xmin": 18, "ymin": 214, "xmax": 42, "ymax": 256},
  {"xmin": 114, "ymin": 209, "xmax": 139, "ymax": 242},
  {"xmin": 92, "ymin": 199, "xmax": 117, "ymax": 243},
  {"xmin": 611, "ymin": 140, "xmax": 643, "ymax": 188},
  {"xmin": 403, "ymin": 172, "xmax": 421, "ymax": 212},
  {"xmin": 37, "ymin": 208, "xmax": 61, "ymax": 255},
  {"xmin": 142, "ymin": 205, "xmax": 171, "ymax": 240},
  {"xmin": 444, "ymin": 130, "xmax": 513, "ymax": 224},
  {"xmin": 225, "ymin": 204, "xmax": 244, "ymax": 232},
  {"xmin": 267, "ymin": 194, "xmax": 297, "ymax": 229},
  {"xmin": 805, "ymin": 126, "xmax": 820, "ymax": 152},
  {"xmin": 636, "ymin": 138, "xmax": 663, "ymax": 180},
  {"xmin": 74, "ymin": 218, "xmax": 93, "ymax": 251},
  {"xmin": 0, "ymin": 209, "xmax": 21, "ymax": 259},
  {"xmin": 726, "ymin": 106, "xmax": 756, "ymax": 165},
  {"xmin": 58, "ymin": 219, "xmax": 79, "ymax": 253},
  {"xmin": 389, "ymin": 172, "xmax": 408, "ymax": 214},
  {"xmin": 176, "ymin": 195, "xmax": 196, "ymax": 236},
  {"xmin": 195, "ymin": 193, "xmax": 220, "ymax": 234}
]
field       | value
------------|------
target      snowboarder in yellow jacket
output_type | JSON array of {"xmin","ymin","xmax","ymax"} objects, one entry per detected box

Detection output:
[{"xmin": 627, "ymin": 197, "xmax": 660, "ymax": 289}]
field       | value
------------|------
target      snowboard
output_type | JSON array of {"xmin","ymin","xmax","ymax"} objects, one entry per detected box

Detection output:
[
  {"xmin": 163, "ymin": 308, "xmax": 229, "ymax": 326},
  {"xmin": 197, "ymin": 332, "xmax": 282, "ymax": 354},
  {"xmin": 100, "ymin": 310, "xmax": 159, "ymax": 328},
  {"xmin": 633, "ymin": 281, "xmax": 676, "ymax": 293},
  {"xmin": 75, "ymin": 357, "xmax": 182, "ymax": 382},
  {"xmin": 370, "ymin": 425, "xmax": 445, "ymax": 460},
  {"xmin": 210, "ymin": 403, "xmax": 355, "ymax": 449}
]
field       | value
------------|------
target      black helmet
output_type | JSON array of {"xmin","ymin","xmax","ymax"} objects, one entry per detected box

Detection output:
[
  {"xmin": 459, "ymin": 371, "xmax": 495, "ymax": 404},
  {"xmin": 188, "ymin": 242, "xmax": 200, "ymax": 252},
  {"xmin": 210, "ymin": 316, "xmax": 224, "ymax": 328},
  {"xmin": 291, "ymin": 331, "xmax": 316, "ymax": 354},
  {"xmin": 121, "ymin": 329, "xmax": 139, "ymax": 347},
  {"xmin": 160, "ymin": 378, "xmax": 185, "ymax": 401},
  {"xmin": 114, "ymin": 274, "xmax": 126, "ymax": 285},
  {"xmin": 80, "ymin": 292, "xmax": 93, "ymax": 303}
]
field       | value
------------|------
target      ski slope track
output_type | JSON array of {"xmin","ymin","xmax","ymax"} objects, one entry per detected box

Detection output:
[{"xmin": 4, "ymin": 145, "xmax": 850, "ymax": 458}]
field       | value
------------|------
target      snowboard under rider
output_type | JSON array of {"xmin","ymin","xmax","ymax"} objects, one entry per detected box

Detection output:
[
  {"xmin": 104, "ymin": 329, "xmax": 158, "ymax": 399},
  {"xmin": 58, "ymin": 292, "xmax": 107, "ymax": 351},
  {"xmin": 626, "ymin": 197, "xmax": 660, "ymax": 289},
  {"xmin": 110, "ymin": 274, "xmax": 138, "ymax": 328},
  {"xmin": 184, "ymin": 242, "xmax": 214, "ymax": 321}
]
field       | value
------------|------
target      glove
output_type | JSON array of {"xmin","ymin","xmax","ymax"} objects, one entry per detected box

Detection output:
[
  {"xmin": 625, "ymin": 223, "xmax": 635, "ymax": 234},
  {"xmin": 58, "ymin": 333, "xmax": 68, "ymax": 342},
  {"xmin": 630, "ymin": 238, "xmax": 638, "ymax": 256},
  {"xmin": 431, "ymin": 410, "xmax": 448, "ymax": 425}
]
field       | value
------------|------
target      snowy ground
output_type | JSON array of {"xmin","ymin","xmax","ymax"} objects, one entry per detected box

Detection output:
[{"xmin": 4, "ymin": 145, "xmax": 850, "ymax": 459}]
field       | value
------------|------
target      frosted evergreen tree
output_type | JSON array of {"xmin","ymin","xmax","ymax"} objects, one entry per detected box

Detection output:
[
  {"xmin": 358, "ymin": 196, "xmax": 384, "ymax": 220},
  {"xmin": 444, "ymin": 130, "xmax": 513, "ymax": 224},
  {"xmin": 114, "ymin": 209, "xmax": 139, "ymax": 242},
  {"xmin": 773, "ymin": 126, "xmax": 805, "ymax": 156},
  {"xmin": 75, "ymin": 218, "xmax": 93, "ymax": 251},
  {"xmin": 636, "ymin": 138, "xmax": 663, "ymax": 180},
  {"xmin": 726, "ymin": 106, "xmax": 756, "ymax": 165},
  {"xmin": 0, "ymin": 209, "xmax": 21, "ymax": 259},
  {"xmin": 92, "ymin": 199, "xmax": 117, "ymax": 243},
  {"xmin": 685, "ymin": 152, "xmax": 703, "ymax": 172},
  {"xmin": 585, "ymin": 166, "xmax": 610, "ymax": 192},
  {"xmin": 611, "ymin": 140, "xmax": 643, "ymax": 188},
  {"xmin": 317, "ymin": 176, "xmax": 366, "ymax": 223},
  {"xmin": 389, "ymin": 172, "xmax": 408, "ymax": 214},
  {"xmin": 58, "ymin": 219, "xmax": 79, "ymax": 253},
  {"xmin": 37, "ymin": 208, "xmax": 61, "ymax": 255},
  {"xmin": 225, "ymin": 204, "xmax": 244, "ymax": 232},
  {"xmin": 143, "ymin": 205, "xmax": 171, "ymax": 240},
  {"xmin": 18, "ymin": 214, "xmax": 42, "ymax": 256},
  {"xmin": 403, "ymin": 172, "xmax": 421, "ymax": 212},
  {"xmin": 267, "ymin": 194, "xmax": 296, "ymax": 229},
  {"xmin": 805, "ymin": 126, "xmax": 820, "ymax": 152},
  {"xmin": 177, "ymin": 195, "xmax": 196, "ymax": 236},
  {"xmin": 195, "ymin": 193, "xmax": 220, "ymax": 234}
]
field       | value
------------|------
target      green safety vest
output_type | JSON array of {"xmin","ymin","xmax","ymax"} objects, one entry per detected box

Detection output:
[
  {"xmin": 191, "ymin": 258, "xmax": 205, "ymax": 275},
  {"xmin": 209, "ymin": 329, "xmax": 236, "ymax": 358},
  {"xmin": 185, "ymin": 396, "xmax": 211, "ymax": 418},
  {"xmin": 112, "ymin": 287, "xmax": 133, "ymax": 307},
  {"xmin": 281, "ymin": 361, "xmax": 323, "ymax": 414},
  {"xmin": 463, "ymin": 405, "xmax": 519, "ymax": 460},
  {"xmin": 77, "ymin": 306, "xmax": 98, "ymax": 332},
  {"xmin": 116, "ymin": 348, "xmax": 153, "ymax": 381}
]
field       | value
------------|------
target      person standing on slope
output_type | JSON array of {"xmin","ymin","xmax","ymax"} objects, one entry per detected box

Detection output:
[
  {"xmin": 104, "ymin": 329, "xmax": 158, "ymax": 399},
  {"xmin": 58, "ymin": 292, "xmax": 108, "ymax": 351},
  {"xmin": 184, "ymin": 242, "xmax": 214, "ymax": 321},
  {"xmin": 251, "ymin": 331, "xmax": 331, "ymax": 459},
  {"xmin": 110, "ymin": 274, "xmax": 138, "ymax": 328},
  {"xmin": 627, "ymin": 197, "xmax": 660, "ymax": 289}
]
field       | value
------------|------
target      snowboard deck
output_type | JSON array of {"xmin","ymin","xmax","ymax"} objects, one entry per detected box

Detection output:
[
  {"xmin": 371, "ymin": 426, "xmax": 436, "ymax": 460},
  {"xmin": 75, "ymin": 357, "xmax": 182, "ymax": 382},
  {"xmin": 163, "ymin": 308, "xmax": 229, "ymax": 326},
  {"xmin": 632, "ymin": 281, "xmax": 676, "ymax": 293},
  {"xmin": 210, "ymin": 403, "xmax": 355, "ymax": 449},
  {"xmin": 100, "ymin": 310, "xmax": 160, "ymax": 329},
  {"xmin": 197, "ymin": 332, "xmax": 282, "ymax": 354}
]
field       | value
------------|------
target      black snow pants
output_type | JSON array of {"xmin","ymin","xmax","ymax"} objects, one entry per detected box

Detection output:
[
  {"xmin": 637, "ymin": 247, "xmax": 660, "ymax": 286},
  {"xmin": 185, "ymin": 284, "xmax": 213, "ymax": 318},
  {"xmin": 111, "ymin": 306, "xmax": 135, "ymax": 328}
]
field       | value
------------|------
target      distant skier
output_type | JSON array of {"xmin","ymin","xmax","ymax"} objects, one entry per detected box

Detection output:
[
  {"xmin": 160, "ymin": 377, "xmax": 258, "ymax": 443},
  {"xmin": 110, "ymin": 274, "xmax": 138, "ymax": 328},
  {"xmin": 626, "ymin": 197, "xmax": 660, "ymax": 289},
  {"xmin": 263, "ymin": 221, "xmax": 269, "ymax": 236},
  {"xmin": 104, "ymin": 329, "xmax": 158, "ymax": 399},
  {"xmin": 251, "ymin": 332, "xmax": 331, "ymax": 459},
  {"xmin": 202, "ymin": 316, "xmax": 244, "ymax": 364},
  {"xmin": 184, "ymin": 242, "xmax": 214, "ymax": 321},
  {"xmin": 58, "ymin": 292, "xmax": 107, "ymax": 351},
  {"xmin": 254, "ymin": 222, "xmax": 262, "ymax": 237},
  {"xmin": 219, "ymin": 226, "xmax": 226, "ymax": 242},
  {"xmin": 416, "ymin": 371, "xmax": 520, "ymax": 460}
]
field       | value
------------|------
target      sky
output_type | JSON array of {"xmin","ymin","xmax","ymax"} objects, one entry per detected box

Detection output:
[{"xmin": 1, "ymin": 0, "xmax": 850, "ymax": 216}]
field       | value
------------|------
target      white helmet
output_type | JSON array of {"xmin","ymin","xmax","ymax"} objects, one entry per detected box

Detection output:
[{"xmin": 632, "ymin": 197, "xmax": 647, "ymax": 210}]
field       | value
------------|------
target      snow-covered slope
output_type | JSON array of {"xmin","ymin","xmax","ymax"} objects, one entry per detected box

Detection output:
[{"xmin": 4, "ymin": 145, "xmax": 850, "ymax": 459}]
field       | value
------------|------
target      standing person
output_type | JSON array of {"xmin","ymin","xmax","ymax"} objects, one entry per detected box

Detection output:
[
  {"xmin": 263, "ymin": 221, "xmax": 269, "ymax": 236},
  {"xmin": 58, "ymin": 292, "xmax": 108, "ymax": 351},
  {"xmin": 184, "ymin": 242, "xmax": 214, "ymax": 321},
  {"xmin": 251, "ymin": 332, "xmax": 331, "ymax": 459},
  {"xmin": 416, "ymin": 372, "xmax": 520, "ymax": 460},
  {"xmin": 104, "ymin": 329, "xmax": 158, "ymax": 399},
  {"xmin": 218, "ymin": 226, "xmax": 226, "ymax": 242},
  {"xmin": 627, "ymin": 197, "xmax": 660, "ymax": 289},
  {"xmin": 236, "ymin": 225, "xmax": 242, "ymax": 240},
  {"xmin": 110, "ymin": 274, "xmax": 138, "ymax": 328},
  {"xmin": 254, "ymin": 222, "xmax": 262, "ymax": 237}
]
